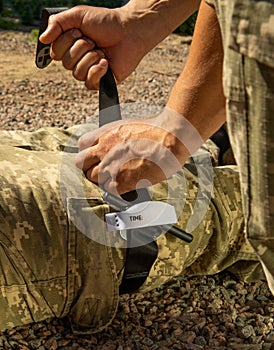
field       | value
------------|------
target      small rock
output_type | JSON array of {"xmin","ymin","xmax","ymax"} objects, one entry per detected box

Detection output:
[
  {"xmin": 239, "ymin": 325, "xmax": 256, "ymax": 339},
  {"xmin": 181, "ymin": 331, "xmax": 196, "ymax": 344},
  {"xmin": 141, "ymin": 337, "xmax": 154, "ymax": 346},
  {"xmin": 194, "ymin": 336, "xmax": 207, "ymax": 346}
]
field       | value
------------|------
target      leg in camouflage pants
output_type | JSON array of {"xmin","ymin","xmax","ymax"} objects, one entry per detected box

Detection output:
[
  {"xmin": 205, "ymin": 0, "xmax": 274, "ymax": 294},
  {"xmin": 0, "ymin": 125, "xmax": 264, "ymax": 333}
]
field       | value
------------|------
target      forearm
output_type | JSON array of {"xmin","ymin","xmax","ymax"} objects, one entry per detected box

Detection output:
[
  {"xmin": 120, "ymin": 0, "xmax": 201, "ymax": 55},
  {"xmin": 166, "ymin": 0, "xmax": 226, "ymax": 143}
]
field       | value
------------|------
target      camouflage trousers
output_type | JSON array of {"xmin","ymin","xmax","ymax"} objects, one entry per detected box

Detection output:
[
  {"xmin": 0, "ymin": 125, "xmax": 263, "ymax": 333},
  {"xmin": 206, "ymin": 0, "xmax": 274, "ymax": 294}
]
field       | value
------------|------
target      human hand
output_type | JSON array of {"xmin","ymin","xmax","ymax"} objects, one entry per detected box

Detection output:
[
  {"xmin": 39, "ymin": 5, "xmax": 145, "ymax": 89},
  {"xmin": 74, "ymin": 111, "xmax": 194, "ymax": 195}
]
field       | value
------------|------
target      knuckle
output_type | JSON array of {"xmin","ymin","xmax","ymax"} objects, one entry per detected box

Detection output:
[
  {"xmin": 77, "ymin": 137, "xmax": 86, "ymax": 150},
  {"xmin": 85, "ymin": 78, "xmax": 97, "ymax": 91},
  {"xmin": 63, "ymin": 60, "xmax": 73, "ymax": 70},
  {"xmin": 74, "ymin": 38, "xmax": 93, "ymax": 52},
  {"xmin": 72, "ymin": 69, "xmax": 85, "ymax": 82},
  {"xmin": 73, "ymin": 155, "xmax": 82, "ymax": 169},
  {"xmin": 50, "ymin": 47, "xmax": 61, "ymax": 61}
]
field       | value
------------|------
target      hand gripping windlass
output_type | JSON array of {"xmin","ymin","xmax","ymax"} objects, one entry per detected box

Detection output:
[{"xmin": 35, "ymin": 8, "xmax": 193, "ymax": 294}]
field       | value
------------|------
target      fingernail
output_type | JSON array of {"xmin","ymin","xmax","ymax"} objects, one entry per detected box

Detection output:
[
  {"xmin": 97, "ymin": 50, "xmax": 106, "ymax": 58},
  {"xmin": 85, "ymin": 37, "xmax": 95, "ymax": 46},
  {"xmin": 99, "ymin": 58, "xmax": 108, "ymax": 68},
  {"xmin": 72, "ymin": 29, "xmax": 82, "ymax": 39}
]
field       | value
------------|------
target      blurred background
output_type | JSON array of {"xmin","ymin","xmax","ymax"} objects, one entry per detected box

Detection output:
[{"xmin": 0, "ymin": 0, "xmax": 197, "ymax": 36}]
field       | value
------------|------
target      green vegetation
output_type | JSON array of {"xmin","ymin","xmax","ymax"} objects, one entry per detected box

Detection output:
[
  {"xmin": 0, "ymin": 15, "xmax": 17, "ymax": 29},
  {"xmin": 174, "ymin": 12, "xmax": 198, "ymax": 36},
  {"xmin": 1, "ymin": 0, "xmax": 125, "ymax": 26},
  {"xmin": 0, "ymin": 0, "xmax": 19, "ymax": 29},
  {"xmin": 31, "ymin": 28, "xmax": 39, "ymax": 41},
  {"xmin": 0, "ymin": 0, "xmax": 197, "ymax": 35}
]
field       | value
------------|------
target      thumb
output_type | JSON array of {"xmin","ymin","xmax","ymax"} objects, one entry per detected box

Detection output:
[{"xmin": 39, "ymin": 6, "xmax": 89, "ymax": 44}]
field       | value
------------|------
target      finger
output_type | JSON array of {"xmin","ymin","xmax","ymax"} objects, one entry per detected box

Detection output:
[
  {"xmin": 86, "ymin": 165, "xmax": 122, "ymax": 196},
  {"xmin": 86, "ymin": 164, "xmax": 108, "ymax": 184},
  {"xmin": 62, "ymin": 37, "xmax": 97, "ymax": 70},
  {"xmin": 50, "ymin": 28, "xmax": 83, "ymax": 61},
  {"xmin": 85, "ymin": 58, "xmax": 109, "ymax": 90},
  {"xmin": 72, "ymin": 51, "xmax": 106, "ymax": 82},
  {"xmin": 103, "ymin": 177, "xmax": 127, "ymax": 196},
  {"xmin": 78, "ymin": 129, "xmax": 100, "ymax": 150},
  {"xmin": 88, "ymin": 157, "xmax": 137, "ymax": 195},
  {"xmin": 39, "ymin": 6, "xmax": 89, "ymax": 44},
  {"xmin": 74, "ymin": 146, "xmax": 100, "ymax": 172}
]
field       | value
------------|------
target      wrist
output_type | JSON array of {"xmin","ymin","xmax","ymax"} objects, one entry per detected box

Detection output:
[
  {"xmin": 119, "ymin": 0, "xmax": 200, "ymax": 55},
  {"xmin": 156, "ymin": 107, "xmax": 204, "ymax": 164},
  {"xmin": 117, "ymin": 1, "xmax": 163, "ymax": 57}
]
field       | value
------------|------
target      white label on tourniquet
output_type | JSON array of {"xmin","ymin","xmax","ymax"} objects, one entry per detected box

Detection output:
[{"xmin": 105, "ymin": 201, "xmax": 177, "ymax": 231}]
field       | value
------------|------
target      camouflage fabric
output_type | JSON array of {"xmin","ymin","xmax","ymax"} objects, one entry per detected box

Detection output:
[
  {"xmin": 0, "ymin": 125, "xmax": 264, "ymax": 333},
  {"xmin": 139, "ymin": 157, "xmax": 263, "ymax": 293},
  {"xmin": 0, "ymin": 125, "xmax": 121, "ymax": 333},
  {"xmin": 205, "ymin": 0, "xmax": 274, "ymax": 294}
]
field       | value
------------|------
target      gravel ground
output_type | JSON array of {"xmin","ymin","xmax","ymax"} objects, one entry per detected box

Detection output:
[{"xmin": 1, "ymin": 30, "xmax": 274, "ymax": 350}]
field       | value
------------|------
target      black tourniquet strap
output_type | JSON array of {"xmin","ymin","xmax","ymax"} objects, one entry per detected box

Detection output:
[
  {"xmin": 99, "ymin": 68, "xmax": 158, "ymax": 294},
  {"xmin": 119, "ymin": 227, "xmax": 160, "ymax": 294},
  {"xmin": 99, "ymin": 68, "xmax": 122, "ymax": 126}
]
